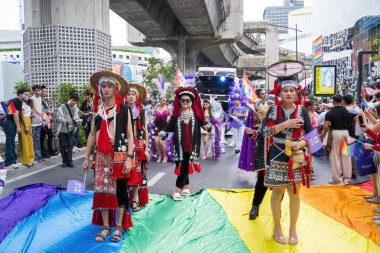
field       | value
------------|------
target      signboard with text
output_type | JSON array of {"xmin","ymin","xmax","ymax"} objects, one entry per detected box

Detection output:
[{"xmin": 314, "ymin": 65, "xmax": 337, "ymax": 96}]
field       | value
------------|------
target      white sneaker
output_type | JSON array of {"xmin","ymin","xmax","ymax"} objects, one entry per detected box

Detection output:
[
  {"xmin": 172, "ymin": 192, "xmax": 182, "ymax": 201},
  {"xmin": 375, "ymin": 208, "xmax": 380, "ymax": 214},
  {"xmin": 375, "ymin": 220, "xmax": 380, "ymax": 226},
  {"xmin": 12, "ymin": 163, "xmax": 22, "ymax": 169},
  {"xmin": 221, "ymin": 148, "xmax": 226, "ymax": 154},
  {"xmin": 228, "ymin": 142, "xmax": 235, "ymax": 147}
]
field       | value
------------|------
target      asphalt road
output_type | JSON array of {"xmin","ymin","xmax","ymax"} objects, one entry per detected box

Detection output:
[{"xmin": 0, "ymin": 137, "xmax": 367, "ymax": 199}]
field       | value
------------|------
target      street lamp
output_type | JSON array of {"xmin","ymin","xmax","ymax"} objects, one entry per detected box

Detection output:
[
  {"xmin": 357, "ymin": 50, "xmax": 378, "ymax": 102},
  {"xmin": 270, "ymin": 24, "xmax": 302, "ymax": 61}
]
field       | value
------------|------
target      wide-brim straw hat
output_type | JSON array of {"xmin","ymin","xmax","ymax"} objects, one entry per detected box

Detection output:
[
  {"xmin": 122, "ymin": 83, "xmax": 147, "ymax": 102},
  {"xmin": 90, "ymin": 70, "xmax": 129, "ymax": 96}
]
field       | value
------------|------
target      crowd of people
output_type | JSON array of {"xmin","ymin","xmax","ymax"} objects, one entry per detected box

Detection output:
[
  {"xmin": 1, "ymin": 85, "xmax": 94, "ymax": 169},
  {"xmin": 2, "ymin": 62, "xmax": 380, "ymax": 244}
]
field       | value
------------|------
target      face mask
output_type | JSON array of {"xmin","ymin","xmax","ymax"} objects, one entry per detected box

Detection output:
[{"xmin": 22, "ymin": 95, "xmax": 29, "ymax": 101}]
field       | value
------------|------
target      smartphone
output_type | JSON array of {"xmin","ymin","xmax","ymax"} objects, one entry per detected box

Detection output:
[
  {"xmin": 358, "ymin": 115, "xmax": 364, "ymax": 127},
  {"xmin": 361, "ymin": 104, "xmax": 365, "ymax": 111}
]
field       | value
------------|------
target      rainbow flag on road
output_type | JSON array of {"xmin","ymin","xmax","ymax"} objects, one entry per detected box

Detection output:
[
  {"xmin": 242, "ymin": 71, "xmax": 259, "ymax": 104},
  {"xmin": 1, "ymin": 184, "xmax": 379, "ymax": 252}
]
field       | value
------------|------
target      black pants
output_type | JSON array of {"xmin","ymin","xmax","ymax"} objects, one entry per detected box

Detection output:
[
  {"xmin": 252, "ymin": 170, "xmax": 268, "ymax": 206},
  {"xmin": 176, "ymin": 152, "xmax": 190, "ymax": 189},
  {"xmin": 41, "ymin": 126, "xmax": 54, "ymax": 157},
  {"xmin": 59, "ymin": 132, "xmax": 73, "ymax": 165},
  {"xmin": 116, "ymin": 178, "xmax": 129, "ymax": 208}
]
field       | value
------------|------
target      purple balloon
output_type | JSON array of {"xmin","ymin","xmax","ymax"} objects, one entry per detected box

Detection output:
[
  {"xmin": 229, "ymin": 91, "xmax": 234, "ymax": 96},
  {"xmin": 234, "ymin": 93, "xmax": 240, "ymax": 99},
  {"xmin": 241, "ymin": 100, "xmax": 247, "ymax": 106},
  {"xmin": 228, "ymin": 100, "xmax": 234, "ymax": 106},
  {"xmin": 235, "ymin": 88, "xmax": 242, "ymax": 94}
]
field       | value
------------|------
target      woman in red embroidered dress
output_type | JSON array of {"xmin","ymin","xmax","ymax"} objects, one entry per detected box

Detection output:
[
  {"xmin": 160, "ymin": 87, "xmax": 211, "ymax": 201},
  {"xmin": 124, "ymin": 83, "xmax": 150, "ymax": 212},
  {"xmin": 83, "ymin": 71, "xmax": 134, "ymax": 243}
]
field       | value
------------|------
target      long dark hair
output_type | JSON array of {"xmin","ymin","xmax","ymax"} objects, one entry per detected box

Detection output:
[{"xmin": 202, "ymin": 99, "xmax": 213, "ymax": 118}]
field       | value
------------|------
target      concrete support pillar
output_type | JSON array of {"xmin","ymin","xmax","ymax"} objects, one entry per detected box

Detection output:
[
  {"xmin": 178, "ymin": 38, "xmax": 186, "ymax": 73},
  {"xmin": 265, "ymin": 26, "xmax": 279, "ymax": 90},
  {"xmin": 175, "ymin": 39, "xmax": 198, "ymax": 74}
]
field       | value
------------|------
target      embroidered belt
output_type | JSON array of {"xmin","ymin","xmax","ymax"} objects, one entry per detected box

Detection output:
[{"xmin": 273, "ymin": 137, "xmax": 293, "ymax": 144}]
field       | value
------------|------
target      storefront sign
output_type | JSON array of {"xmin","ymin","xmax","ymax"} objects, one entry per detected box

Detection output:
[{"xmin": 314, "ymin": 65, "xmax": 336, "ymax": 96}]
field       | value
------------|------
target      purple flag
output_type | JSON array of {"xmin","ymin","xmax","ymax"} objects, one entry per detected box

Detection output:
[
  {"xmin": 305, "ymin": 128, "xmax": 323, "ymax": 153},
  {"xmin": 158, "ymin": 74, "xmax": 165, "ymax": 91},
  {"xmin": 67, "ymin": 180, "xmax": 85, "ymax": 196}
]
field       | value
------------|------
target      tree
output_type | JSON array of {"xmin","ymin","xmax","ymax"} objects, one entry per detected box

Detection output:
[
  {"xmin": 280, "ymin": 55, "xmax": 295, "ymax": 61},
  {"xmin": 13, "ymin": 81, "xmax": 29, "ymax": 94},
  {"xmin": 143, "ymin": 57, "xmax": 176, "ymax": 100}
]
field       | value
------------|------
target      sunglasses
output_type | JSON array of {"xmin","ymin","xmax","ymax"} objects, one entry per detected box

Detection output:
[{"xmin": 180, "ymin": 99, "xmax": 191, "ymax": 104}]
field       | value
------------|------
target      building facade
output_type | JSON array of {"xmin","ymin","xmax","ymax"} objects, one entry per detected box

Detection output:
[
  {"xmin": 111, "ymin": 48, "xmax": 153, "ymax": 84},
  {"xmin": 23, "ymin": 0, "xmax": 111, "ymax": 105},
  {"xmin": 23, "ymin": 25, "xmax": 111, "ymax": 100},
  {"xmin": 263, "ymin": 0, "xmax": 304, "ymax": 34}
]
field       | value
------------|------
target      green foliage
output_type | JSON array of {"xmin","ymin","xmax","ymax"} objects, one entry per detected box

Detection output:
[
  {"xmin": 13, "ymin": 81, "xmax": 30, "ymax": 95},
  {"xmin": 308, "ymin": 94, "xmax": 314, "ymax": 100},
  {"xmin": 143, "ymin": 57, "xmax": 176, "ymax": 99},
  {"xmin": 280, "ymin": 55, "xmax": 295, "ymax": 61},
  {"xmin": 77, "ymin": 125, "xmax": 87, "ymax": 148}
]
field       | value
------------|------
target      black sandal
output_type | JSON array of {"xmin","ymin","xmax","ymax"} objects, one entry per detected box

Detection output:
[
  {"xmin": 111, "ymin": 226, "xmax": 124, "ymax": 242},
  {"xmin": 131, "ymin": 201, "xmax": 141, "ymax": 212},
  {"xmin": 95, "ymin": 226, "xmax": 111, "ymax": 242}
]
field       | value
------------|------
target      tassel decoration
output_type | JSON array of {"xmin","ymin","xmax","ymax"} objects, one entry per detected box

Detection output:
[
  {"xmin": 194, "ymin": 163, "xmax": 201, "ymax": 173},
  {"xmin": 138, "ymin": 187, "xmax": 149, "ymax": 206},
  {"xmin": 174, "ymin": 164, "xmax": 181, "ymax": 176},
  {"xmin": 122, "ymin": 211, "xmax": 133, "ymax": 230}
]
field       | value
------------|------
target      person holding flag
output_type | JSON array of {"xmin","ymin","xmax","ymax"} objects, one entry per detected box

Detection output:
[
  {"xmin": 82, "ymin": 70, "xmax": 134, "ymax": 242},
  {"xmin": 259, "ymin": 61, "xmax": 313, "ymax": 245},
  {"xmin": 3, "ymin": 88, "xmax": 26, "ymax": 168}
]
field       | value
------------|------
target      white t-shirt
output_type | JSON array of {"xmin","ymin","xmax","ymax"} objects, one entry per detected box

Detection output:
[
  {"xmin": 22, "ymin": 102, "xmax": 32, "ymax": 117},
  {"xmin": 31, "ymin": 95, "xmax": 43, "ymax": 126}
]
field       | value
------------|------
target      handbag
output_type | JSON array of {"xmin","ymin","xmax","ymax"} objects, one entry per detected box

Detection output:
[{"xmin": 355, "ymin": 141, "xmax": 376, "ymax": 176}]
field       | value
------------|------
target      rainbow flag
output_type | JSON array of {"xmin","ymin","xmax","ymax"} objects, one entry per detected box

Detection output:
[
  {"xmin": 361, "ymin": 88, "xmax": 369, "ymax": 108},
  {"xmin": 341, "ymin": 137, "xmax": 356, "ymax": 157},
  {"xmin": 313, "ymin": 35, "xmax": 323, "ymax": 65},
  {"xmin": 175, "ymin": 67, "xmax": 186, "ymax": 87},
  {"xmin": 1, "ymin": 184, "xmax": 379, "ymax": 252},
  {"xmin": 1, "ymin": 100, "xmax": 16, "ymax": 116},
  {"xmin": 242, "ymin": 71, "xmax": 259, "ymax": 104}
]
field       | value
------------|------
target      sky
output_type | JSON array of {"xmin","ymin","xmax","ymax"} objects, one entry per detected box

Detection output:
[{"xmin": 0, "ymin": 0, "xmax": 312, "ymax": 46}]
